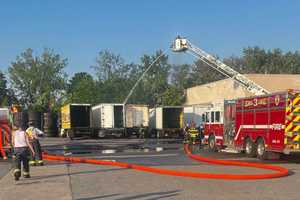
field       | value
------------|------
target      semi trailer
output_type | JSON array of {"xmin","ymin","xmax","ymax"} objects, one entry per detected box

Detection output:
[
  {"xmin": 149, "ymin": 106, "xmax": 183, "ymax": 138},
  {"xmin": 91, "ymin": 103, "xmax": 124, "ymax": 138},
  {"xmin": 125, "ymin": 104, "xmax": 149, "ymax": 137},
  {"xmin": 91, "ymin": 103, "xmax": 149, "ymax": 138},
  {"xmin": 60, "ymin": 104, "xmax": 91, "ymax": 139}
]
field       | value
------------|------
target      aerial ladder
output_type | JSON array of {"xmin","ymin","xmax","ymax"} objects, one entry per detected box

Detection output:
[{"xmin": 172, "ymin": 36, "xmax": 270, "ymax": 96}]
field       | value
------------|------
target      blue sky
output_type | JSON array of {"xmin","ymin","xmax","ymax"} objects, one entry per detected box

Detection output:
[{"xmin": 0, "ymin": 1, "xmax": 300, "ymax": 76}]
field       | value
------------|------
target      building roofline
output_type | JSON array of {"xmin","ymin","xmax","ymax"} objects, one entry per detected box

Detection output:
[{"xmin": 187, "ymin": 74, "xmax": 300, "ymax": 90}]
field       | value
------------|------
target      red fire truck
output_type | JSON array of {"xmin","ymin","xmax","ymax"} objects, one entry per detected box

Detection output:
[
  {"xmin": 172, "ymin": 36, "xmax": 300, "ymax": 159},
  {"xmin": 203, "ymin": 90, "xmax": 300, "ymax": 159}
]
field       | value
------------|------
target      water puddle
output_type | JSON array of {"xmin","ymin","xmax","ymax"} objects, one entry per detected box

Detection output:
[{"xmin": 45, "ymin": 139, "xmax": 183, "ymax": 156}]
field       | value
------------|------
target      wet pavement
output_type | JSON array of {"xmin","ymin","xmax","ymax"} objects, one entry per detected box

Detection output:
[
  {"xmin": 2, "ymin": 137, "xmax": 300, "ymax": 200},
  {"xmin": 0, "ymin": 161, "xmax": 11, "ymax": 179},
  {"xmin": 43, "ymin": 138, "xmax": 183, "ymax": 157}
]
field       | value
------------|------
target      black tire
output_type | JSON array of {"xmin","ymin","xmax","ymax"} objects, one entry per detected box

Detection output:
[
  {"xmin": 98, "ymin": 130, "xmax": 106, "ymax": 138},
  {"xmin": 256, "ymin": 138, "xmax": 268, "ymax": 160},
  {"xmin": 91, "ymin": 129, "xmax": 98, "ymax": 139},
  {"xmin": 60, "ymin": 129, "xmax": 66, "ymax": 138},
  {"xmin": 67, "ymin": 130, "xmax": 74, "ymax": 140},
  {"xmin": 157, "ymin": 131, "xmax": 161, "ymax": 139},
  {"xmin": 208, "ymin": 135, "xmax": 217, "ymax": 152},
  {"xmin": 245, "ymin": 138, "xmax": 256, "ymax": 157}
]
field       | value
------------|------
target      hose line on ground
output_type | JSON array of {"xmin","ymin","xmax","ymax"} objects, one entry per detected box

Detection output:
[{"xmin": 43, "ymin": 144, "xmax": 289, "ymax": 180}]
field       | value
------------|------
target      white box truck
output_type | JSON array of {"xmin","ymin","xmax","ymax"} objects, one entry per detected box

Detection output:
[
  {"xmin": 125, "ymin": 104, "xmax": 149, "ymax": 137},
  {"xmin": 91, "ymin": 103, "xmax": 124, "ymax": 138},
  {"xmin": 149, "ymin": 106, "xmax": 183, "ymax": 138}
]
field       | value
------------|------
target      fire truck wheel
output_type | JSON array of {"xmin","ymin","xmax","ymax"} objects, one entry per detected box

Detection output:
[
  {"xmin": 256, "ymin": 138, "xmax": 267, "ymax": 160},
  {"xmin": 208, "ymin": 135, "xmax": 217, "ymax": 152},
  {"xmin": 245, "ymin": 138, "xmax": 256, "ymax": 157}
]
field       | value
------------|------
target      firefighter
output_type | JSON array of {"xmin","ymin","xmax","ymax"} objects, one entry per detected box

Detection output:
[
  {"xmin": 26, "ymin": 122, "xmax": 44, "ymax": 166},
  {"xmin": 12, "ymin": 125, "xmax": 35, "ymax": 181},
  {"xmin": 197, "ymin": 124, "xmax": 204, "ymax": 148},
  {"xmin": 187, "ymin": 122, "xmax": 200, "ymax": 145},
  {"xmin": 139, "ymin": 124, "xmax": 146, "ymax": 139},
  {"xmin": 183, "ymin": 123, "xmax": 190, "ymax": 143}
]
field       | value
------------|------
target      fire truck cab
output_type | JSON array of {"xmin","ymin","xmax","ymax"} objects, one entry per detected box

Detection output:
[{"xmin": 202, "ymin": 101, "xmax": 224, "ymax": 151}]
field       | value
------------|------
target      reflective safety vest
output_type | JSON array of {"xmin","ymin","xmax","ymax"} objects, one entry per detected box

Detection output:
[
  {"xmin": 26, "ymin": 127, "xmax": 37, "ymax": 140},
  {"xmin": 188, "ymin": 128, "xmax": 199, "ymax": 138}
]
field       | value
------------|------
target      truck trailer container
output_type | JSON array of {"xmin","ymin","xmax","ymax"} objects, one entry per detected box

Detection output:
[
  {"xmin": 125, "ymin": 104, "xmax": 149, "ymax": 137},
  {"xmin": 60, "ymin": 104, "xmax": 91, "ymax": 139},
  {"xmin": 149, "ymin": 106, "xmax": 183, "ymax": 138},
  {"xmin": 91, "ymin": 103, "xmax": 124, "ymax": 137}
]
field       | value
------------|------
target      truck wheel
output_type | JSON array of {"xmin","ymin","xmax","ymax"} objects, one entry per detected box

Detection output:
[
  {"xmin": 245, "ymin": 138, "xmax": 256, "ymax": 157},
  {"xmin": 208, "ymin": 135, "xmax": 217, "ymax": 152},
  {"xmin": 91, "ymin": 130, "xmax": 98, "ymax": 139},
  {"xmin": 256, "ymin": 138, "xmax": 267, "ymax": 160},
  {"xmin": 60, "ymin": 129, "xmax": 66, "ymax": 138},
  {"xmin": 67, "ymin": 130, "xmax": 74, "ymax": 140},
  {"xmin": 156, "ymin": 131, "xmax": 161, "ymax": 139},
  {"xmin": 98, "ymin": 130, "xmax": 106, "ymax": 138}
]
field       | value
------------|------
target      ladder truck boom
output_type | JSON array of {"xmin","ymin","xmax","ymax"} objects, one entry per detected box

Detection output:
[{"xmin": 172, "ymin": 36, "xmax": 270, "ymax": 96}]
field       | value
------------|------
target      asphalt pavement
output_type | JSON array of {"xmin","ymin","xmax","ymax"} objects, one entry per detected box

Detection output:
[
  {"xmin": 0, "ymin": 160, "xmax": 11, "ymax": 179},
  {"xmin": 1, "ymin": 138, "xmax": 300, "ymax": 200}
]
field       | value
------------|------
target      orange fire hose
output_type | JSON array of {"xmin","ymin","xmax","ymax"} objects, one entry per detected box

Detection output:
[{"xmin": 43, "ymin": 144, "xmax": 289, "ymax": 180}]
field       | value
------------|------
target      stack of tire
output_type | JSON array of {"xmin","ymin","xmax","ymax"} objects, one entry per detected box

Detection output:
[
  {"xmin": 43, "ymin": 112, "xmax": 58, "ymax": 137},
  {"xmin": 28, "ymin": 111, "xmax": 42, "ymax": 129},
  {"xmin": 13, "ymin": 111, "xmax": 28, "ymax": 128}
]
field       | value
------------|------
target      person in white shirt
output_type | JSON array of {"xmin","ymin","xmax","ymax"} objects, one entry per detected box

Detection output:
[{"xmin": 12, "ymin": 125, "xmax": 35, "ymax": 181}]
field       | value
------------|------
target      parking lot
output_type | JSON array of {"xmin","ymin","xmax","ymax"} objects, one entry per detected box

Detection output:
[{"xmin": 1, "ymin": 138, "xmax": 300, "ymax": 200}]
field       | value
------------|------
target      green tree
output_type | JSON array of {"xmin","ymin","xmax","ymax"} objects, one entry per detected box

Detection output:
[
  {"xmin": 0, "ymin": 71, "xmax": 18, "ymax": 106},
  {"xmin": 92, "ymin": 50, "xmax": 141, "ymax": 103},
  {"xmin": 170, "ymin": 64, "xmax": 193, "ymax": 90},
  {"xmin": 228, "ymin": 47, "xmax": 300, "ymax": 74},
  {"xmin": 160, "ymin": 86, "xmax": 185, "ymax": 106},
  {"xmin": 67, "ymin": 72, "xmax": 97, "ymax": 104},
  {"xmin": 131, "ymin": 50, "xmax": 171, "ymax": 106},
  {"xmin": 91, "ymin": 50, "xmax": 125, "ymax": 81},
  {"xmin": 8, "ymin": 48, "xmax": 67, "ymax": 112},
  {"xmin": 223, "ymin": 56, "xmax": 247, "ymax": 73},
  {"xmin": 190, "ymin": 59, "xmax": 224, "ymax": 86},
  {"xmin": 0, "ymin": 71, "xmax": 9, "ymax": 106}
]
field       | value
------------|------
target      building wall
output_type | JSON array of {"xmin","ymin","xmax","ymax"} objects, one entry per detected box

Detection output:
[{"xmin": 185, "ymin": 74, "xmax": 300, "ymax": 105}]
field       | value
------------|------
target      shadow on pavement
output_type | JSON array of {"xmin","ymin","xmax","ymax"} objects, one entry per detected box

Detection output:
[
  {"xmin": 15, "ymin": 181, "xmax": 42, "ymax": 185},
  {"xmin": 76, "ymin": 191, "xmax": 180, "ymax": 200},
  {"xmin": 76, "ymin": 194, "xmax": 120, "ymax": 200},
  {"xmin": 193, "ymin": 147, "xmax": 300, "ymax": 165},
  {"xmin": 30, "ymin": 168, "xmax": 127, "ymax": 180},
  {"xmin": 115, "ymin": 190, "xmax": 180, "ymax": 200}
]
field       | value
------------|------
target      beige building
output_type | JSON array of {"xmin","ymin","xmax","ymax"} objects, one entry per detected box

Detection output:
[{"xmin": 185, "ymin": 74, "xmax": 300, "ymax": 105}]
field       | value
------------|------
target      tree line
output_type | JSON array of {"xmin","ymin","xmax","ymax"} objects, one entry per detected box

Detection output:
[{"xmin": 1, "ymin": 46, "xmax": 300, "ymax": 112}]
